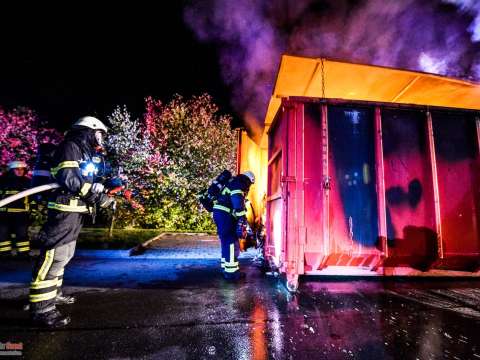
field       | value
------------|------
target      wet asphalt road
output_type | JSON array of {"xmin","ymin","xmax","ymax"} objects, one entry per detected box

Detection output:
[{"xmin": 1, "ymin": 240, "xmax": 480, "ymax": 360}]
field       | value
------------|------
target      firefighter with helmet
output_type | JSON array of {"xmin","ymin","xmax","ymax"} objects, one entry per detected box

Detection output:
[
  {"xmin": 30, "ymin": 142, "xmax": 58, "ymax": 253},
  {"xmin": 29, "ymin": 116, "xmax": 114, "ymax": 328},
  {"xmin": 31, "ymin": 142, "xmax": 57, "ymax": 206},
  {"xmin": 0, "ymin": 161, "xmax": 32, "ymax": 256},
  {"xmin": 212, "ymin": 170, "xmax": 255, "ymax": 281}
]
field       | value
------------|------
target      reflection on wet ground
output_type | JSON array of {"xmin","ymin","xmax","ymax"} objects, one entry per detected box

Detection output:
[{"xmin": 0, "ymin": 243, "xmax": 479, "ymax": 359}]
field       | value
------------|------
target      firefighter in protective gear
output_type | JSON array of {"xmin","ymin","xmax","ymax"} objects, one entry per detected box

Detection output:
[
  {"xmin": 212, "ymin": 170, "xmax": 255, "ymax": 281},
  {"xmin": 29, "ymin": 116, "xmax": 113, "ymax": 328},
  {"xmin": 30, "ymin": 143, "xmax": 57, "ymax": 251},
  {"xmin": 31, "ymin": 143, "xmax": 57, "ymax": 203},
  {"xmin": 0, "ymin": 161, "xmax": 31, "ymax": 256}
]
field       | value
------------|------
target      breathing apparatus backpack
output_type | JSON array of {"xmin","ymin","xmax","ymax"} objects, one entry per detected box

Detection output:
[{"xmin": 198, "ymin": 170, "xmax": 232, "ymax": 212}]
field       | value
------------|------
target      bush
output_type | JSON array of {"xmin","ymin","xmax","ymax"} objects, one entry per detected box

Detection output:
[
  {"xmin": 0, "ymin": 106, "xmax": 63, "ymax": 169},
  {"xmin": 106, "ymin": 94, "xmax": 237, "ymax": 231}
]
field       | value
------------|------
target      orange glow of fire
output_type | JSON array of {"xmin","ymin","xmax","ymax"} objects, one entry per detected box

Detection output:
[{"xmin": 238, "ymin": 130, "xmax": 268, "ymax": 225}]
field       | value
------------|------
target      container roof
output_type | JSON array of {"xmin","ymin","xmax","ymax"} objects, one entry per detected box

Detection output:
[{"xmin": 264, "ymin": 55, "xmax": 480, "ymax": 129}]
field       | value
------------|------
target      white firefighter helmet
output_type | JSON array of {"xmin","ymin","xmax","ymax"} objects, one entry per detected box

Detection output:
[
  {"xmin": 73, "ymin": 116, "xmax": 108, "ymax": 133},
  {"xmin": 242, "ymin": 171, "xmax": 255, "ymax": 184},
  {"xmin": 8, "ymin": 160, "xmax": 27, "ymax": 170}
]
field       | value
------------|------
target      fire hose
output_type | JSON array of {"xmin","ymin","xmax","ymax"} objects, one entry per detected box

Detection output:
[
  {"xmin": 0, "ymin": 182, "xmax": 143, "ymax": 210},
  {"xmin": 0, "ymin": 183, "xmax": 60, "ymax": 208}
]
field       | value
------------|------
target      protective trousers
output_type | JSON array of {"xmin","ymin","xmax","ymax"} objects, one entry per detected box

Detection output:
[
  {"xmin": 29, "ymin": 241, "xmax": 76, "ymax": 313},
  {"xmin": 0, "ymin": 213, "xmax": 30, "ymax": 254},
  {"xmin": 213, "ymin": 210, "xmax": 240, "ymax": 275},
  {"xmin": 37, "ymin": 210, "xmax": 84, "ymax": 249}
]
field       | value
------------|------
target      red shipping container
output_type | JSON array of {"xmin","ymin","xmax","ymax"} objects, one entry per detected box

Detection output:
[{"xmin": 240, "ymin": 55, "xmax": 480, "ymax": 291}]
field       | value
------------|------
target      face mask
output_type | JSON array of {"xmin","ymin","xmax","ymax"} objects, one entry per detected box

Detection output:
[
  {"xmin": 13, "ymin": 168, "xmax": 26, "ymax": 177},
  {"xmin": 94, "ymin": 131, "xmax": 105, "ymax": 147}
]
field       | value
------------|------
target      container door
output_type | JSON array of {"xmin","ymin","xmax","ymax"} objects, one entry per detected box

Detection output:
[
  {"xmin": 432, "ymin": 112, "xmax": 480, "ymax": 270},
  {"xmin": 382, "ymin": 109, "xmax": 437, "ymax": 270},
  {"xmin": 326, "ymin": 105, "xmax": 380, "ymax": 268},
  {"xmin": 303, "ymin": 103, "xmax": 327, "ymax": 272}
]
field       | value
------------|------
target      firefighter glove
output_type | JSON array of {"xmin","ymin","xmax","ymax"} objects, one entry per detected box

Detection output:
[
  {"xmin": 98, "ymin": 193, "xmax": 115, "ymax": 208},
  {"xmin": 91, "ymin": 183, "xmax": 105, "ymax": 194}
]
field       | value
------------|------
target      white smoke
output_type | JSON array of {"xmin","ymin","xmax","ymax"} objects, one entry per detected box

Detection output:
[
  {"xmin": 418, "ymin": 53, "xmax": 448, "ymax": 75},
  {"xmin": 444, "ymin": 0, "xmax": 480, "ymax": 41}
]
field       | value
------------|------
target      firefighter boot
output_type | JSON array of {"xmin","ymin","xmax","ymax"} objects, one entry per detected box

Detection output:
[
  {"xmin": 223, "ymin": 271, "xmax": 246, "ymax": 281},
  {"xmin": 55, "ymin": 293, "xmax": 76, "ymax": 305},
  {"xmin": 31, "ymin": 308, "xmax": 70, "ymax": 328}
]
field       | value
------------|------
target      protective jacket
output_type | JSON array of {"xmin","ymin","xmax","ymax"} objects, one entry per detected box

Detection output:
[
  {"xmin": 213, "ymin": 174, "xmax": 251, "ymax": 218},
  {"xmin": 47, "ymin": 129, "xmax": 100, "ymax": 213},
  {"xmin": 0, "ymin": 172, "xmax": 31, "ymax": 213}
]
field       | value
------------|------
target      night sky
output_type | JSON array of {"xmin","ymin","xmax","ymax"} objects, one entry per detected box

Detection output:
[
  {"xmin": 2, "ymin": 1, "xmax": 480, "ymax": 135},
  {"xmin": 0, "ymin": 2, "xmax": 236, "ymax": 131}
]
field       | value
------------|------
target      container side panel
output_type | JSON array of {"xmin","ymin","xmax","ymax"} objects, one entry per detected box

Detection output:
[
  {"xmin": 269, "ymin": 114, "xmax": 284, "ymax": 159},
  {"xmin": 269, "ymin": 155, "xmax": 282, "ymax": 198},
  {"xmin": 328, "ymin": 106, "xmax": 379, "ymax": 255},
  {"xmin": 268, "ymin": 151, "xmax": 283, "ymax": 263},
  {"xmin": 303, "ymin": 104, "xmax": 325, "ymax": 270},
  {"xmin": 266, "ymin": 113, "xmax": 285, "ymax": 266},
  {"xmin": 382, "ymin": 109, "xmax": 437, "ymax": 270},
  {"xmin": 267, "ymin": 198, "xmax": 283, "ymax": 265},
  {"xmin": 432, "ymin": 111, "xmax": 480, "ymax": 268}
]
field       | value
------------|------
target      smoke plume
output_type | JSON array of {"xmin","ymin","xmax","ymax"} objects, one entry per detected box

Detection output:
[
  {"xmin": 184, "ymin": 0, "xmax": 480, "ymax": 141},
  {"xmin": 444, "ymin": 0, "xmax": 480, "ymax": 41}
]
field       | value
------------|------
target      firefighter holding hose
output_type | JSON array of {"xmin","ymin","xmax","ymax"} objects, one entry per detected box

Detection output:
[
  {"xmin": 212, "ymin": 171, "xmax": 255, "ymax": 281},
  {"xmin": 0, "ymin": 161, "xmax": 32, "ymax": 257},
  {"xmin": 29, "ymin": 116, "xmax": 114, "ymax": 328}
]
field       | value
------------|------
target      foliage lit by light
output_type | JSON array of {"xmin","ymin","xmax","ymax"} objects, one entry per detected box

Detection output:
[{"xmin": 0, "ymin": 106, "xmax": 63, "ymax": 170}]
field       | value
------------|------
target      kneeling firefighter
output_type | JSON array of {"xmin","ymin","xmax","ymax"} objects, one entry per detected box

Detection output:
[
  {"xmin": 29, "ymin": 116, "xmax": 114, "ymax": 328},
  {"xmin": 0, "ymin": 161, "xmax": 32, "ymax": 256},
  {"xmin": 212, "ymin": 171, "xmax": 255, "ymax": 281}
]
